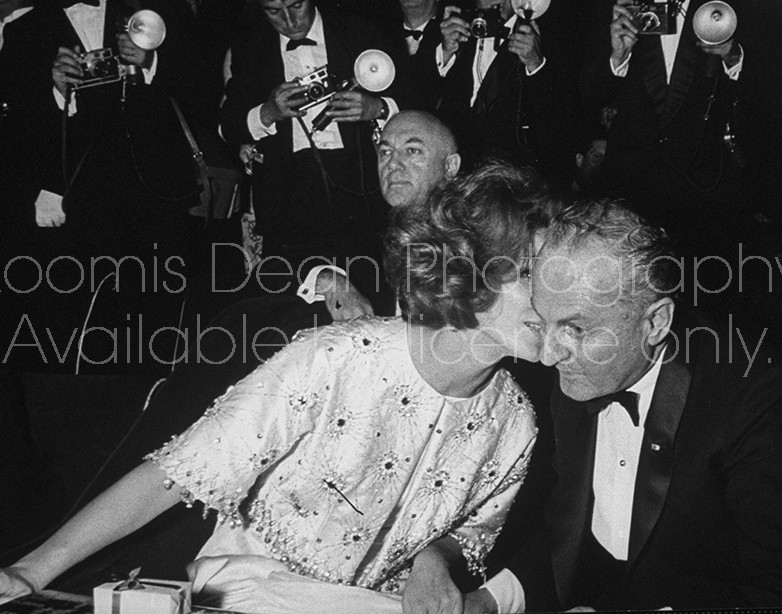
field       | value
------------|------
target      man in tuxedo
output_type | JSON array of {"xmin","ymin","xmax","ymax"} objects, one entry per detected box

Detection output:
[
  {"xmin": 0, "ymin": 0, "xmax": 200, "ymax": 374},
  {"xmin": 465, "ymin": 200, "xmax": 782, "ymax": 611},
  {"xmin": 435, "ymin": 0, "xmax": 575, "ymax": 182},
  {"xmin": 582, "ymin": 0, "xmax": 748, "ymax": 253},
  {"xmin": 297, "ymin": 109, "xmax": 461, "ymax": 319},
  {"xmin": 391, "ymin": 0, "xmax": 444, "ymax": 112},
  {"xmin": 219, "ymin": 0, "xmax": 407, "ymax": 305}
]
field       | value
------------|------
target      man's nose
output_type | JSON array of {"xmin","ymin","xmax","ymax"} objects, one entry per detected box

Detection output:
[
  {"xmin": 282, "ymin": 9, "xmax": 296, "ymax": 29},
  {"xmin": 540, "ymin": 330, "xmax": 569, "ymax": 367},
  {"xmin": 387, "ymin": 151, "xmax": 404, "ymax": 170}
]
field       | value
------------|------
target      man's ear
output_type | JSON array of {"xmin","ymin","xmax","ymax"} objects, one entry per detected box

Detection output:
[
  {"xmin": 644, "ymin": 297, "xmax": 675, "ymax": 346},
  {"xmin": 444, "ymin": 153, "xmax": 461, "ymax": 179},
  {"xmin": 575, "ymin": 153, "xmax": 584, "ymax": 169}
]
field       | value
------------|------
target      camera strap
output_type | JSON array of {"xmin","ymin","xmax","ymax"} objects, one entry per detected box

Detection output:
[{"xmin": 297, "ymin": 116, "xmax": 338, "ymax": 241}]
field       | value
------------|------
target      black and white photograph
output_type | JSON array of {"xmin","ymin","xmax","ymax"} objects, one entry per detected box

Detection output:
[{"xmin": 1, "ymin": 0, "xmax": 781, "ymax": 612}]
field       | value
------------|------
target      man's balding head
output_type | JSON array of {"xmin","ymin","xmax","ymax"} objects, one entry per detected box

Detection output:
[{"xmin": 377, "ymin": 110, "xmax": 461, "ymax": 208}]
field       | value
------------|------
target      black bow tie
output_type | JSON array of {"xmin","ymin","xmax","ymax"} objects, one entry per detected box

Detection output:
[
  {"xmin": 404, "ymin": 29, "xmax": 423, "ymax": 41},
  {"xmin": 61, "ymin": 0, "xmax": 101, "ymax": 7},
  {"xmin": 585, "ymin": 390, "xmax": 640, "ymax": 427},
  {"xmin": 286, "ymin": 37, "xmax": 317, "ymax": 51}
]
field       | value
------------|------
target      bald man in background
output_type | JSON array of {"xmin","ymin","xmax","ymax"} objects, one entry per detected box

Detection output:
[{"xmin": 300, "ymin": 109, "xmax": 461, "ymax": 318}]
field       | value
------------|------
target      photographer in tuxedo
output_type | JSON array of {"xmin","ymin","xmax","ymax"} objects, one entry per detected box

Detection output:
[
  {"xmin": 0, "ymin": 0, "xmax": 201, "ymax": 374},
  {"xmin": 218, "ymin": 0, "xmax": 410, "ymax": 307},
  {"xmin": 581, "ymin": 0, "xmax": 749, "ymax": 255},
  {"xmin": 435, "ymin": 0, "xmax": 576, "ymax": 183}
]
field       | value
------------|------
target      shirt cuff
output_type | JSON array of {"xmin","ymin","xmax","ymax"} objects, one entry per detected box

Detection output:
[
  {"xmin": 724, "ymin": 44, "xmax": 743, "ymax": 81},
  {"xmin": 483, "ymin": 568, "xmax": 525, "ymax": 614},
  {"xmin": 297, "ymin": 265, "xmax": 347, "ymax": 304},
  {"xmin": 436, "ymin": 43, "xmax": 456, "ymax": 77},
  {"xmin": 142, "ymin": 50, "xmax": 158, "ymax": 84},
  {"xmin": 34, "ymin": 189, "xmax": 66, "ymax": 227},
  {"xmin": 526, "ymin": 55, "xmax": 547, "ymax": 76},
  {"xmin": 53, "ymin": 86, "xmax": 77, "ymax": 116},
  {"xmin": 248, "ymin": 104, "xmax": 277, "ymax": 141},
  {"xmin": 610, "ymin": 53, "xmax": 631, "ymax": 77}
]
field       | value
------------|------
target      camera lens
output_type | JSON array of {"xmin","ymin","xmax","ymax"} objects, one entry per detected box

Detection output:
[
  {"xmin": 471, "ymin": 17, "xmax": 488, "ymax": 38},
  {"xmin": 90, "ymin": 59, "xmax": 110, "ymax": 78},
  {"xmin": 639, "ymin": 12, "xmax": 660, "ymax": 31},
  {"xmin": 307, "ymin": 82, "xmax": 325, "ymax": 101}
]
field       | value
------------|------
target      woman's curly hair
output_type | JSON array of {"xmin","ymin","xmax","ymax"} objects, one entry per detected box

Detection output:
[{"xmin": 385, "ymin": 160, "xmax": 560, "ymax": 329}]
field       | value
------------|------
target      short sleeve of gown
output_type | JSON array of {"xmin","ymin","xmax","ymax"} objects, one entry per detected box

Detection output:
[{"xmin": 146, "ymin": 328, "xmax": 329, "ymax": 525}]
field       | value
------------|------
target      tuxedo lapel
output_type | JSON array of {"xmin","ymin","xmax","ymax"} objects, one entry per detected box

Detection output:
[
  {"xmin": 662, "ymin": 1, "xmax": 701, "ymax": 125},
  {"xmin": 54, "ymin": 7, "xmax": 85, "ymax": 50},
  {"xmin": 417, "ymin": 17, "xmax": 440, "ymax": 56},
  {"xmin": 474, "ymin": 40, "xmax": 517, "ymax": 116},
  {"xmin": 550, "ymin": 388, "xmax": 600, "ymax": 603},
  {"xmin": 103, "ymin": 0, "xmax": 126, "ymax": 49},
  {"xmin": 627, "ymin": 318, "xmax": 694, "ymax": 565},
  {"xmin": 637, "ymin": 36, "xmax": 668, "ymax": 118},
  {"xmin": 321, "ymin": 12, "xmax": 358, "ymax": 146}
]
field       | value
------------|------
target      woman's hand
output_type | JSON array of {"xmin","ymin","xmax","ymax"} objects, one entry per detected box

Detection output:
[
  {"xmin": 0, "ymin": 567, "xmax": 39, "ymax": 606},
  {"xmin": 402, "ymin": 543, "xmax": 463, "ymax": 614}
]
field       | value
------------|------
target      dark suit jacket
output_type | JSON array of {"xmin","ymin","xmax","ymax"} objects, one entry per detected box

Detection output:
[
  {"xmin": 384, "ymin": 6, "xmax": 444, "ymax": 113},
  {"xmin": 581, "ymin": 0, "xmax": 747, "ymax": 227},
  {"xmin": 437, "ymin": 7, "xmax": 576, "ymax": 181},
  {"xmin": 505, "ymin": 309, "xmax": 782, "ymax": 609}
]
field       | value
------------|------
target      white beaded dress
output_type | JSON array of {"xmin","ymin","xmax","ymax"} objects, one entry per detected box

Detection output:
[{"xmin": 147, "ymin": 317, "xmax": 537, "ymax": 613}]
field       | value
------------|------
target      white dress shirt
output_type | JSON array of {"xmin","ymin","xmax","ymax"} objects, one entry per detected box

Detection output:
[
  {"xmin": 485, "ymin": 353, "xmax": 665, "ymax": 612},
  {"xmin": 592, "ymin": 354, "xmax": 663, "ymax": 559}
]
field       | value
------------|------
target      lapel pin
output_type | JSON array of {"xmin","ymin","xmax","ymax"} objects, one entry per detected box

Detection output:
[{"xmin": 650, "ymin": 443, "xmax": 661, "ymax": 452}]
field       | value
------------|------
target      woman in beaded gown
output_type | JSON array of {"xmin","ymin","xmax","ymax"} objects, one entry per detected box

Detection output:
[{"xmin": 1, "ymin": 162, "xmax": 556, "ymax": 614}]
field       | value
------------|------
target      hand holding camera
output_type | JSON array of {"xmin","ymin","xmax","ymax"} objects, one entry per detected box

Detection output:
[
  {"xmin": 610, "ymin": 0, "xmax": 640, "ymax": 69},
  {"xmin": 116, "ymin": 31, "xmax": 151, "ymax": 68},
  {"xmin": 440, "ymin": 6, "xmax": 471, "ymax": 65},
  {"xmin": 508, "ymin": 19, "xmax": 543, "ymax": 71},
  {"xmin": 52, "ymin": 45, "xmax": 85, "ymax": 96},
  {"xmin": 322, "ymin": 90, "xmax": 385, "ymax": 123},
  {"xmin": 260, "ymin": 81, "xmax": 308, "ymax": 127},
  {"xmin": 696, "ymin": 37, "xmax": 739, "ymax": 65}
]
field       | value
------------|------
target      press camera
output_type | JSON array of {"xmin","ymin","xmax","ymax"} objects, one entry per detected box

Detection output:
[
  {"xmin": 460, "ymin": 6, "xmax": 507, "ymax": 39},
  {"xmin": 629, "ymin": 1, "xmax": 677, "ymax": 35},
  {"xmin": 293, "ymin": 66, "xmax": 343, "ymax": 111}
]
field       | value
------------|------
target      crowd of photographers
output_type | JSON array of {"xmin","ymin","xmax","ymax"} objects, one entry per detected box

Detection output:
[{"xmin": 0, "ymin": 0, "xmax": 780, "ymax": 375}]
